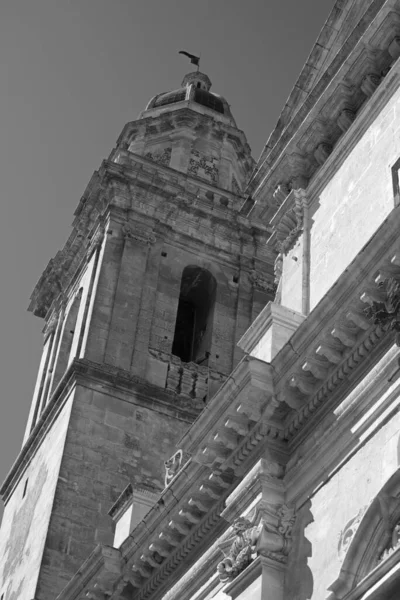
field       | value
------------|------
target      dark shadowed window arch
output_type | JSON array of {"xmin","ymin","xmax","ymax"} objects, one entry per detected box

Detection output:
[{"xmin": 172, "ymin": 266, "xmax": 216, "ymax": 363}]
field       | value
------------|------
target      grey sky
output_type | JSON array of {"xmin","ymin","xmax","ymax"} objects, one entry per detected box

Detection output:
[{"xmin": 0, "ymin": 0, "xmax": 334, "ymax": 510}]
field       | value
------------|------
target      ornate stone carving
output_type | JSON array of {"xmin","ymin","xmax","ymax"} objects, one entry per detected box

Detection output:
[
  {"xmin": 217, "ymin": 505, "xmax": 296, "ymax": 582},
  {"xmin": 364, "ymin": 276, "xmax": 400, "ymax": 345},
  {"xmin": 360, "ymin": 73, "xmax": 381, "ymax": 98},
  {"xmin": 164, "ymin": 450, "xmax": 183, "ymax": 487},
  {"xmin": 380, "ymin": 520, "xmax": 400, "ymax": 561},
  {"xmin": 337, "ymin": 506, "xmax": 368, "ymax": 561},
  {"xmin": 249, "ymin": 270, "xmax": 276, "ymax": 294},
  {"xmin": 188, "ymin": 150, "xmax": 219, "ymax": 184},
  {"xmin": 121, "ymin": 223, "xmax": 156, "ymax": 245},
  {"xmin": 145, "ymin": 147, "xmax": 172, "ymax": 167},
  {"xmin": 314, "ymin": 142, "xmax": 332, "ymax": 166}
]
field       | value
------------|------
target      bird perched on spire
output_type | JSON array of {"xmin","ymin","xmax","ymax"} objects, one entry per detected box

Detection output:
[{"xmin": 179, "ymin": 50, "xmax": 200, "ymax": 68}]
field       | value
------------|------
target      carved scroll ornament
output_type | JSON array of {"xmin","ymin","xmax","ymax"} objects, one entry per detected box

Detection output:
[
  {"xmin": 164, "ymin": 449, "xmax": 183, "ymax": 487},
  {"xmin": 249, "ymin": 270, "xmax": 277, "ymax": 295},
  {"xmin": 217, "ymin": 504, "xmax": 296, "ymax": 582}
]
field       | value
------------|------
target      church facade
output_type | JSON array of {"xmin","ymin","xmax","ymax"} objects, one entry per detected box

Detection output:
[{"xmin": 1, "ymin": 1, "xmax": 400, "ymax": 599}]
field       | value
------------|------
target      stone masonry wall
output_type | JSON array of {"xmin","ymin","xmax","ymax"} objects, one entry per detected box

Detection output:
[
  {"xmin": 35, "ymin": 382, "xmax": 191, "ymax": 600},
  {"xmin": 290, "ymin": 403, "xmax": 400, "ymax": 600},
  {"xmin": 0, "ymin": 391, "xmax": 73, "ymax": 600},
  {"xmin": 309, "ymin": 85, "xmax": 400, "ymax": 309}
]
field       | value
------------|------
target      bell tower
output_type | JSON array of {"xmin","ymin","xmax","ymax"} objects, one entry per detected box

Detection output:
[{"xmin": 0, "ymin": 72, "xmax": 275, "ymax": 600}]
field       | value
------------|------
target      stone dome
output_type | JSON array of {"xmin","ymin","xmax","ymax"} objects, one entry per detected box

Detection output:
[{"xmin": 143, "ymin": 71, "xmax": 236, "ymax": 125}]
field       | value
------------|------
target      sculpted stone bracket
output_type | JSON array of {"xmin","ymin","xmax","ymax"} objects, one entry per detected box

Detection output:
[
  {"xmin": 279, "ymin": 242, "xmax": 400, "ymax": 438},
  {"xmin": 217, "ymin": 504, "xmax": 296, "ymax": 583},
  {"xmin": 248, "ymin": 269, "xmax": 277, "ymax": 295}
]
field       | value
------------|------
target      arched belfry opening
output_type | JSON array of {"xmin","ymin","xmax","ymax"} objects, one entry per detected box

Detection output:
[{"xmin": 172, "ymin": 266, "xmax": 216, "ymax": 364}]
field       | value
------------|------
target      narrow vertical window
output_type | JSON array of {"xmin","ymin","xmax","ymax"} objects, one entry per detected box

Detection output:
[
  {"xmin": 172, "ymin": 266, "xmax": 216, "ymax": 363},
  {"xmin": 22, "ymin": 478, "xmax": 28, "ymax": 498},
  {"xmin": 392, "ymin": 157, "xmax": 400, "ymax": 205}
]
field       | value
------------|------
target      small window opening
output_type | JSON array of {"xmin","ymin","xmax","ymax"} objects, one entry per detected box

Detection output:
[
  {"xmin": 161, "ymin": 251, "xmax": 167, "ymax": 257},
  {"xmin": 392, "ymin": 157, "xmax": 400, "ymax": 205},
  {"xmin": 172, "ymin": 266, "xmax": 216, "ymax": 363},
  {"xmin": 23, "ymin": 478, "xmax": 28, "ymax": 498},
  {"xmin": 197, "ymin": 82, "xmax": 201, "ymax": 88}
]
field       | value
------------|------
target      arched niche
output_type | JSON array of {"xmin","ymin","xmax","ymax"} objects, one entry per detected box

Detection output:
[
  {"xmin": 172, "ymin": 266, "xmax": 216, "ymax": 364},
  {"xmin": 327, "ymin": 467, "xmax": 400, "ymax": 600}
]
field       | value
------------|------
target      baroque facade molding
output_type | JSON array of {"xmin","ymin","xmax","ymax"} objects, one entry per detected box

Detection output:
[
  {"xmin": 217, "ymin": 505, "xmax": 296, "ymax": 582},
  {"xmin": 248, "ymin": 5, "xmax": 400, "ymax": 222}
]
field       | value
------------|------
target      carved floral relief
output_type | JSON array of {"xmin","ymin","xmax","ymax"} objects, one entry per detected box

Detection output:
[
  {"xmin": 188, "ymin": 150, "xmax": 219, "ymax": 184},
  {"xmin": 145, "ymin": 147, "xmax": 172, "ymax": 167}
]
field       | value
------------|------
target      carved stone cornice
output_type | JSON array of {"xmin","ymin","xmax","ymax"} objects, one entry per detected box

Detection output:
[
  {"xmin": 121, "ymin": 222, "xmax": 156, "ymax": 245},
  {"xmin": 28, "ymin": 155, "xmax": 272, "ymax": 320},
  {"xmin": 248, "ymin": 4, "xmax": 400, "ymax": 222},
  {"xmin": 270, "ymin": 209, "xmax": 400, "ymax": 440}
]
